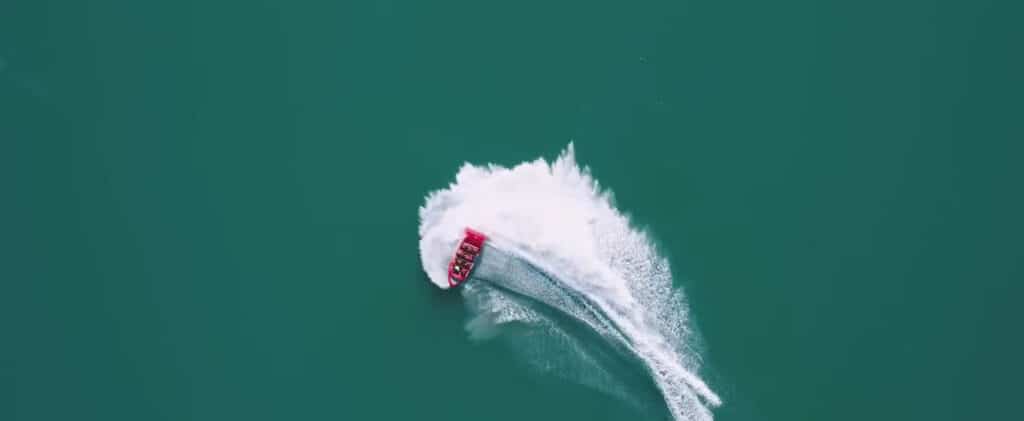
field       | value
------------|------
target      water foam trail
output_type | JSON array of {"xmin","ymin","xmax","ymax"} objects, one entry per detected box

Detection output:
[{"xmin": 418, "ymin": 145, "xmax": 721, "ymax": 420}]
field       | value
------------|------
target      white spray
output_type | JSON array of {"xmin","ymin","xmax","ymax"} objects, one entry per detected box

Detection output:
[{"xmin": 418, "ymin": 144, "xmax": 721, "ymax": 420}]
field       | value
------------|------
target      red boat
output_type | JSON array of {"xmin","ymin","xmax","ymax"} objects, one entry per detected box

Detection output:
[{"xmin": 448, "ymin": 228, "xmax": 487, "ymax": 287}]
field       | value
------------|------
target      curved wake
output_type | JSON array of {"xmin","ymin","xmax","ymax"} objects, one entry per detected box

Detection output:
[{"xmin": 418, "ymin": 145, "xmax": 721, "ymax": 420}]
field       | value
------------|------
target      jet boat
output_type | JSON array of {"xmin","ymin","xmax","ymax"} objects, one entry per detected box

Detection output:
[{"xmin": 447, "ymin": 228, "xmax": 487, "ymax": 287}]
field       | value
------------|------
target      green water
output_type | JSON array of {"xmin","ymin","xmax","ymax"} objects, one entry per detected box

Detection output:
[{"xmin": 3, "ymin": 1, "xmax": 1022, "ymax": 420}]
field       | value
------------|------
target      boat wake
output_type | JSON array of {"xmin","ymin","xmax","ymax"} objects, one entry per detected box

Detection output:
[{"xmin": 418, "ymin": 145, "xmax": 721, "ymax": 420}]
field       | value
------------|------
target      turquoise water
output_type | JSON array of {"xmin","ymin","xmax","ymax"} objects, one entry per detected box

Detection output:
[{"xmin": 3, "ymin": 1, "xmax": 1022, "ymax": 420}]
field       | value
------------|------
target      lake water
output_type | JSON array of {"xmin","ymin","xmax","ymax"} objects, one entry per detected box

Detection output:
[{"xmin": 3, "ymin": 1, "xmax": 1021, "ymax": 420}]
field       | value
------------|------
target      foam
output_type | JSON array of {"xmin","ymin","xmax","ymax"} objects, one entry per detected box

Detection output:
[{"xmin": 418, "ymin": 144, "xmax": 721, "ymax": 420}]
